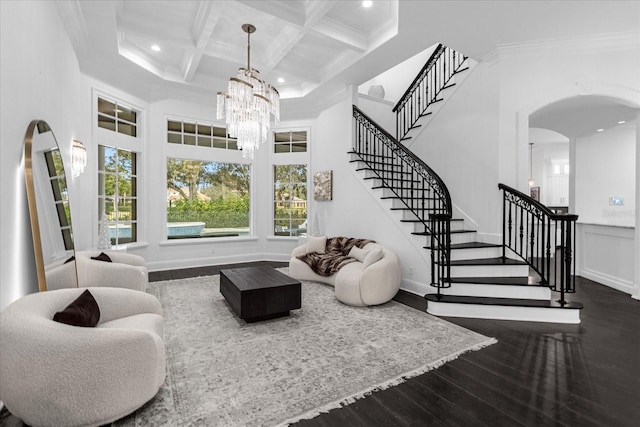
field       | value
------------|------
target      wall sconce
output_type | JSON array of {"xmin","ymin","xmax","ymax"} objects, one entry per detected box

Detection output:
[
  {"xmin": 528, "ymin": 142, "xmax": 535, "ymax": 187},
  {"xmin": 72, "ymin": 140, "xmax": 87, "ymax": 178}
]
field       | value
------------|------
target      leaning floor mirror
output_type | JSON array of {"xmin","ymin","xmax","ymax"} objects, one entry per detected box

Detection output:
[{"xmin": 24, "ymin": 119, "xmax": 78, "ymax": 291}]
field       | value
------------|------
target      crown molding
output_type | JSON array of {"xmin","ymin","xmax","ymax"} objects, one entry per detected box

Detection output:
[
  {"xmin": 496, "ymin": 30, "xmax": 640, "ymax": 59},
  {"xmin": 55, "ymin": 0, "xmax": 90, "ymax": 57}
]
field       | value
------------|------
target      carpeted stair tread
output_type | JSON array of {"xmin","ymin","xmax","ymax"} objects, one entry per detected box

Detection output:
[{"xmin": 425, "ymin": 294, "xmax": 583, "ymax": 309}]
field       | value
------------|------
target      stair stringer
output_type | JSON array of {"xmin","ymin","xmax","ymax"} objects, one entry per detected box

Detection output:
[
  {"xmin": 349, "ymin": 158, "xmax": 435, "ymax": 296},
  {"xmin": 401, "ymin": 58, "xmax": 478, "ymax": 149}
]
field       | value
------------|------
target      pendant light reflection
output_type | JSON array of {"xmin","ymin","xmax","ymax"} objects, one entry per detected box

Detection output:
[
  {"xmin": 528, "ymin": 142, "xmax": 535, "ymax": 187},
  {"xmin": 72, "ymin": 140, "xmax": 87, "ymax": 178}
]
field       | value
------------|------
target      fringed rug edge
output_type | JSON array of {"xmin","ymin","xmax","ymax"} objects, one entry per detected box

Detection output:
[{"xmin": 273, "ymin": 336, "xmax": 497, "ymax": 427}]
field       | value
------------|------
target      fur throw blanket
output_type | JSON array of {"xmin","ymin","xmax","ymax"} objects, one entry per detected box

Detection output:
[{"xmin": 297, "ymin": 237, "xmax": 375, "ymax": 277}]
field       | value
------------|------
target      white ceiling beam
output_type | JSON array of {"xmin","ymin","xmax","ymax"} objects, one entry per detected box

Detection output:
[
  {"xmin": 312, "ymin": 17, "xmax": 368, "ymax": 52},
  {"xmin": 182, "ymin": 1, "xmax": 226, "ymax": 82},
  {"xmin": 235, "ymin": 0, "xmax": 306, "ymax": 27},
  {"xmin": 55, "ymin": 0, "xmax": 91, "ymax": 56}
]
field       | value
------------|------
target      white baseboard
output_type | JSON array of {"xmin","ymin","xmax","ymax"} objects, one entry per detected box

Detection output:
[
  {"xmin": 427, "ymin": 301, "xmax": 581, "ymax": 324},
  {"xmin": 147, "ymin": 253, "xmax": 291, "ymax": 272},
  {"xmin": 399, "ymin": 277, "xmax": 431, "ymax": 296},
  {"xmin": 579, "ymin": 269, "xmax": 634, "ymax": 296}
]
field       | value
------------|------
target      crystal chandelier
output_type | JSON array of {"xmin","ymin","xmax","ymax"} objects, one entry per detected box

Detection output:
[{"xmin": 217, "ymin": 24, "xmax": 280, "ymax": 159}]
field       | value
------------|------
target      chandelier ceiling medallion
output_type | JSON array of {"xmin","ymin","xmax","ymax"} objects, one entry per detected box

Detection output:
[{"xmin": 217, "ymin": 24, "xmax": 280, "ymax": 159}]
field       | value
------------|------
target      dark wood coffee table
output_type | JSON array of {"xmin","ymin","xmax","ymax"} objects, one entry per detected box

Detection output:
[{"xmin": 219, "ymin": 266, "xmax": 301, "ymax": 322}]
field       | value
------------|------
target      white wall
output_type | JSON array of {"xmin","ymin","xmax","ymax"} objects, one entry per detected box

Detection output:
[
  {"xmin": 575, "ymin": 121, "xmax": 636, "ymax": 227},
  {"xmin": 314, "ymin": 90, "xmax": 434, "ymax": 294},
  {"xmin": 409, "ymin": 61, "xmax": 502, "ymax": 239},
  {"xmin": 358, "ymin": 44, "xmax": 438, "ymax": 105},
  {"xmin": 0, "ymin": 1, "xmax": 85, "ymax": 309}
]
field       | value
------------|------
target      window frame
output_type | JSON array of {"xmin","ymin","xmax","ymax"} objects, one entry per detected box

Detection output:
[
  {"xmin": 165, "ymin": 156, "xmax": 252, "ymax": 240},
  {"xmin": 167, "ymin": 117, "xmax": 238, "ymax": 151},
  {"xmin": 93, "ymin": 89, "xmax": 144, "ymax": 249},
  {"xmin": 97, "ymin": 145, "xmax": 139, "ymax": 246},
  {"xmin": 270, "ymin": 126, "xmax": 311, "ymax": 238}
]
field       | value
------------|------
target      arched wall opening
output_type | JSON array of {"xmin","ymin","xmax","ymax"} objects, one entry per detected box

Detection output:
[{"xmin": 516, "ymin": 87, "xmax": 640, "ymax": 299}]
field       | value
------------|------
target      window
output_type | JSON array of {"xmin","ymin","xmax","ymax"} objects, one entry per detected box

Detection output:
[
  {"xmin": 97, "ymin": 97, "xmax": 137, "ymax": 137},
  {"xmin": 274, "ymin": 130, "xmax": 307, "ymax": 153},
  {"xmin": 98, "ymin": 146, "xmax": 138, "ymax": 245},
  {"xmin": 44, "ymin": 149, "xmax": 74, "ymax": 250},
  {"xmin": 167, "ymin": 158, "xmax": 250, "ymax": 238},
  {"xmin": 167, "ymin": 119, "xmax": 237, "ymax": 150},
  {"xmin": 274, "ymin": 164, "xmax": 307, "ymax": 236}
]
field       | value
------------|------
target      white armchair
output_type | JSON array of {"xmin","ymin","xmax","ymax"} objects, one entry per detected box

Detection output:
[
  {"xmin": 46, "ymin": 250, "xmax": 148, "ymax": 292},
  {"xmin": 289, "ymin": 241, "xmax": 402, "ymax": 306},
  {"xmin": 0, "ymin": 287, "xmax": 165, "ymax": 427}
]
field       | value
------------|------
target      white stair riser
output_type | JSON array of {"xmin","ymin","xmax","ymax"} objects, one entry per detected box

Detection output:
[
  {"xmin": 376, "ymin": 188, "xmax": 433, "ymax": 200},
  {"xmin": 440, "ymin": 283, "xmax": 552, "ymax": 300},
  {"xmin": 449, "ymin": 247, "xmax": 503, "ymax": 261},
  {"xmin": 353, "ymin": 161, "xmax": 404, "ymax": 172},
  {"xmin": 449, "ymin": 264, "xmax": 530, "ymax": 277},
  {"xmin": 439, "ymin": 232, "xmax": 478, "ymax": 245},
  {"xmin": 362, "ymin": 170, "xmax": 411, "ymax": 180},
  {"xmin": 415, "ymin": 232, "xmax": 477, "ymax": 245},
  {"xmin": 426, "ymin": 301, "xmax": 580, "ymax": 324},
  {"xmin": 413, "ymin": 221, "xmax": 465, "ymax": 233}
]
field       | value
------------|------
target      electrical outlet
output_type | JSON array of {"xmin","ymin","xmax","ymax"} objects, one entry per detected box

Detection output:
[
  {"xmin": 210, "ymin": 248, "xmax": 216, "ymax": 254},
  {"xmin": 409, "ymin": 266, "xmax": 414, "ymax": 277}
]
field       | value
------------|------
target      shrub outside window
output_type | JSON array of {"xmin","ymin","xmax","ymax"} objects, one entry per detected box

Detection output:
[{"xmin": 167, "ymin": 158, "xmax": 250, "ymax": 238}]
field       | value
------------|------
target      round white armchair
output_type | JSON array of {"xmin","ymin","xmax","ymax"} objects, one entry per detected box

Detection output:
[
  {"xmin": 289, "ymin": 240, "xmax": 401, "ymax": 306},
  {"xmin": 0, "ymin": 287, "xmax": 165, "ymax": 427}
]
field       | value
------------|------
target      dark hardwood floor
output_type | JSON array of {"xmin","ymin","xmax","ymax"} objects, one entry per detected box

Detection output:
[
  {"xmin": 295, "ymin": 276, "xmax": 640, "ymax": 427},
  {"xmin": 152, "ymin": 263, "xmax": 640, "ymax": 427},
  {"xmin": 2, "ymin": 265, "xmax": 637, "ymax": 427}
]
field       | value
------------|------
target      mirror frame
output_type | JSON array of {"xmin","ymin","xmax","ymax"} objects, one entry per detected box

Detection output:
[{"xmin": 24, "ymin": 119, "xmax": 77, "ymax": 292}]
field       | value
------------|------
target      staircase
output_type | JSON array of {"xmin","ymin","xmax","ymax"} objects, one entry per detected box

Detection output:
[{"xmin": 351, "ymin": 45, "xmax": 583, "ymax": 324}]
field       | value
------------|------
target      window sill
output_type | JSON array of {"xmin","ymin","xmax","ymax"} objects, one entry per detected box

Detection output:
[
  {"xmin": 159, "ymin": 236, "xmax": 259, "ymax": 247},
  {"xmin": 112, "ymin": 241, "xmax": 149, "ymax": 251}
]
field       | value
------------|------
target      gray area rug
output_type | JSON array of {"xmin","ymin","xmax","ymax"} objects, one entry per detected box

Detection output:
[{"xmin": 115, "ymin": 270, "xmax": 496, "ymax": 426}]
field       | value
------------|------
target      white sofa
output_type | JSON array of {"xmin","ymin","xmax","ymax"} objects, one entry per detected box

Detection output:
[
  {"xmin": 0, "ymin": 287, "xmax": 165, "ymax": 427},
  {"xmin": 289, "ymin": 240, "xmax": 401, "ymax": 306},
  {"xmin": 45, "ymin": 250, "xmax": 148, "ymax": 291}
]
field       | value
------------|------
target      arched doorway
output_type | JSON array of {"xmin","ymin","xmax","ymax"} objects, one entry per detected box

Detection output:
[{"xmin": 525, "ymin": 95, "xmax": 639, "ymax": 298}]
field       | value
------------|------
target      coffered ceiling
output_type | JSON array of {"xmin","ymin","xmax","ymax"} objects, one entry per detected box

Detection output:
[{"xmin": 56, "ymin": 1, "xmax": 640, "ymax": 118}]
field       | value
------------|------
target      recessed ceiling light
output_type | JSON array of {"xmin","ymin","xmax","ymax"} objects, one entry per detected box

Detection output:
[
  {"xmin": 362, "ymin": 1, "xmax": 373, "ymax": 8},
  {"xmin": 151, "ymin": 44, "xmax": 161, "ymax": 52},
  {"xmin": 596, "ymin": 128, "xmax": 604, "ymax": 132},
  {"xmin": 277, "ymin": 77, "xmax": 285, "ymax": 83},
  {"xmin": 618, "ymin": 120, "xmax": 626, "ymax": 124}
]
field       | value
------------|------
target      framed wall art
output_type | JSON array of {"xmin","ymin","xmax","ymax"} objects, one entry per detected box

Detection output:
[
  {"xmin": 313, "ymin": 170, "xmax": 332, "ymax": 201},
  {"xmin": 530, "ymin": 186, "xmax": 540, "ymax": 202}
]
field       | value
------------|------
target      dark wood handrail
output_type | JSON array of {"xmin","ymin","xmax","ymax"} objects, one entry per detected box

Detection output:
[
  {"xmin": 392, "ymin": 44, "xmax": 444, "ymax": 113},
  {"xmin": 498, "ymin": 183, "xmax": 578, "ymax": 304},
  {"xmin": 353, "ymin": 106, "xmax": 452, "ymax": 216},
  {"xmin": 498, "ymin": 183, "xmax": 578, "ymax": 221},
  {"xmin": 392, "ymin": 44, "xmax": 468, "ymax": 142}
]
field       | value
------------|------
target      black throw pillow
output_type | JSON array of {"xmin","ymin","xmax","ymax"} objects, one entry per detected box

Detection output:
[
  {"xmin": 53, "ymin": 289, "xmax": 101, "ymax": 327},
  {"xmin": 91, "ymin": 252, "xmax": 112, "ymax": 262}
]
